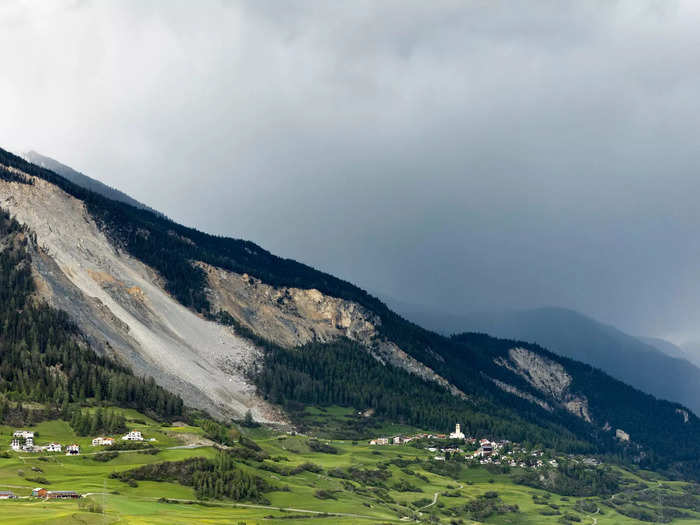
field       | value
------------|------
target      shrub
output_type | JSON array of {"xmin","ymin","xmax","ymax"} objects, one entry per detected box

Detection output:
[
  {"xmin": 94, "ymin": 451, "xmax": 119, "ymax": 462},
  {"xmin": 308, "ymin": 440, "xmax": 338, "ymax": 454},
  {"xmin": 314, "ymin": 489, "xmax": 337, "ymax": 500},
  {"xmin": 78, "ymin": 497, "xmax": 103, "ymax": 514}
]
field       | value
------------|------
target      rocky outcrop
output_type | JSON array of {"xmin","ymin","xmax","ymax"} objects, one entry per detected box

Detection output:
[
  {"xmin": 495, "ymin": 347, "xmax": 571, "ymax": 399},
  {"xmin": 0, "ymin": 170, "xmax": 279, "ymax": 422},
  {"xmin": 487, "ymin": 377, "xmax": 552, "ymax": 411},
  {"xmin": 676, "ymin": 408, "xmax": 690, "ymax": 423},
  {"xmin": 371, "ymin": 340, "xmax": 467, "ymax": 399},
  {"xmin": 494, "ymin": 347, "xmax": 591, "ymax": 422},
  {"xmin": 199, "ymin": 262, "xmax": 379, "ymax": 348},
  {"xmin": 0, "ymin": 165, "xmax": 462, "ymax": 420},
  {"xmin": 615, "ymin": 429, "xmax": 630, "ymax": 441},
  {"xmin": 200, "ymin": 262, "xmax": 466, "ymax": 398}
]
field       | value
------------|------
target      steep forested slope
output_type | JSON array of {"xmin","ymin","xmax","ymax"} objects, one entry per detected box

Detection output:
[
  {"xmin": 403, "ymin": 306, "xmax": 700, "ymax": 415},
  {"xmin": 1, "ymin": 146, "xmax": 700, "ymax": 479},
  {"xmin": 0, "ymin": 205, "xmax": 183, "ymax": 424}
]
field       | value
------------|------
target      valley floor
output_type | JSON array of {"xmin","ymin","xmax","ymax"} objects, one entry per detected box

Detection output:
[{"xmin": 0, "ymin": 409, "xmax": 695, "ymax": 524}]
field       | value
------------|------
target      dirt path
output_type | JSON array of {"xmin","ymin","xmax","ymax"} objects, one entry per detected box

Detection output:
[
  {"xmin": 588, "ymin": 504, "xmax": 600, "ymax": 525},
  {"xmin": 419, "ymin": 491, "xmax": 439, "ymax": 510}
]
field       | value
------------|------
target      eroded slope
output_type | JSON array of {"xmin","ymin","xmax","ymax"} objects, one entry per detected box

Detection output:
[
  {"xmin": 493, "ymin": 347, "xmax": 591, "ymax": 422},
  {"xmin": 0, "ymin": 173, "xmax": 276, "ymax": 421},
  {"xmin": 201, "ymin": 261, "xmax": 467, "ymax": 397}
]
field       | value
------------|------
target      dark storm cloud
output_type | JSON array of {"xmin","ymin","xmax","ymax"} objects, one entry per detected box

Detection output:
[{"xmin": 2, "ymin": 0, "xmax": 700, "ymax": 341}]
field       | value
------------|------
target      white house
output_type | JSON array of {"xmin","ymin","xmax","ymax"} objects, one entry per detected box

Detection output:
[
  {"xmin": 65, "ymin": 444, "xmax": 80, "ymax": 455},
  {"xmin": 13, "ymin": 430, "xmax": 34, "ymax": 439},
  {"xmin": 10, "ymin": 439, "xmax": 20, "ymax": 451},
  {"xmin": 92, "ymin": 437, "xmax": 115, "ymax": 446},
  {"xmin": 393, "ymin": 436, "xmax": 402, "ymax": 445},
  {"xmin": 122, "ymin": 430, "xmax": 143, "ymax": 441},
  {"xmin": 449, "ymin": 423, "xmax": 465, "ymax": 440},
  {"xmin": 22, "ymin": 437, "xmax": 35, "ymax": 451},
  {"xmin": 45, "ymin": 443, "xmax": 62, "ymax": 453}
]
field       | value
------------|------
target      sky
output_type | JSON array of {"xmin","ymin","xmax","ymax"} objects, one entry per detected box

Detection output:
[{"xmin": 2, "ymin": 0, "xmax": 700, "ymax": 342}]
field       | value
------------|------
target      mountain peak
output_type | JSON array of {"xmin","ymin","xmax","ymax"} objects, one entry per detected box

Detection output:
[{"xmin": 20, "ymin": 150, "xmax": 160, "ymax": 216}]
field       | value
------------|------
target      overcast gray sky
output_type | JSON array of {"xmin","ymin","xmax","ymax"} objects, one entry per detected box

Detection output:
[{"xmin": 2, "ymin": 1, "xmax": 700, "ymax": 342}]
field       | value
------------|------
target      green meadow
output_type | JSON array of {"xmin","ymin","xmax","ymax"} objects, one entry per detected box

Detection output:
[{"xmin": 0, "ymin": 408, "xmax": 695, "ymax": 524}]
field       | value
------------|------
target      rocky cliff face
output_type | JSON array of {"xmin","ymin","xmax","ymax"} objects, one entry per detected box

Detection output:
[
  {"xmin": 200, "ymin": 262, "xmax": 380, "ymax": 348},
  {"xmin": 494, "ymin": 347, "xmax": 591, "ymax": 422},
  {"xmin": 0, "ymin": 171, "xmax": 278, "ymax": 422},
  {"xmin": 0, "ymin": 165, "xmax": 463, "ymax": 420},
  {"xmin": 201, "ymin": 262, "xmax": 467, "ymax": 398}
]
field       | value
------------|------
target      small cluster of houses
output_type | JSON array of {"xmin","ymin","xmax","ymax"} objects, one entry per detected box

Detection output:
[
  {"xmin": 31, "ymin": 487, "xmax": 80, "ymax": 499},
  {"xmin": 9, "ymin": 431, "xmax": 78, "ymax": 455},
  {"xmin": 9, "ymin": 429, "xmax": 146, "ymax": 455},
  {"xmin": 369, "ymin": 423, "xmax": 469, "ymax": 447},
  {"xmin": 368, "ymin": 423, "xmax": 604, "ymax": 471},
  {"xmin": 369, "ymin": 432, "xmax": 443, "ymax": 446},
  {"xmin": 0, "ymin": 488, "xmax": 83, "ymax": 500},
  {"xmin": 92, "ymin": 429, "xmax": 145, "ymax": 445}
]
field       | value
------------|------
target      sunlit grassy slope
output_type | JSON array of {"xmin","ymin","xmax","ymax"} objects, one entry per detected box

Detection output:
[{"xmin": 0, "ymin": 407, "xmax": 695, "ymax": 524}]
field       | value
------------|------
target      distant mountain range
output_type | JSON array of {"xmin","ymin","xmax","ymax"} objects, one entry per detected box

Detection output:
[
  {"xmin": 638, "ymin": 336, "xmax": 700, "ymax": 367},
  {"xmin": 391, "ymin": 303, "xmax": 700, "ymax": 416}
]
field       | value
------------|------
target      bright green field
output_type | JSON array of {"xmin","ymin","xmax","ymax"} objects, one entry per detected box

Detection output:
[{"xmin": 0, "ymin": 409, "xmax": 696, "ymax": 524}]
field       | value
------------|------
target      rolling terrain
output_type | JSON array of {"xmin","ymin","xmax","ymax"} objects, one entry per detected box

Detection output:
[
  {"xmin": 0, "ymin": 145, "xmax": 699, "ymax": 492},
  {"xmin": 0, "ymin": 406, "xmax": 693, "ymax": 524}
]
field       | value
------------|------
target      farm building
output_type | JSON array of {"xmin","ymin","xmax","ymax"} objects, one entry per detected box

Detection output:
[
  {"xmin": 0, "ymin": 491, "xmax": 15, "ymax": 499},
  {"xmin": 47, "ymin": 490, "xmax": 80, "ymax": 499},
  {"xmin": 92, "ymin": 437, "xmax": 115, "ymax": 446},
  {"xmin": 65, "ymin": 444, "xmax": 80, "ymax": 455},
  {"xmin": 122, "ymin": 430, "xmax": 143, "ymax": 441}
]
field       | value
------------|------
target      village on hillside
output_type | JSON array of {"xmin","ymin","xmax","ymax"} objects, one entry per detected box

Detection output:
[
  {"xmin": 369, "ymin": 423, "xmax": 600, "ymax": 471},
  {"xmin": 9, "ymin": 428, "xmax": 149, "ymax": 455},
  {"xmin": 2, "ymin": 428, "xmax": 153, "ymax": 501}
]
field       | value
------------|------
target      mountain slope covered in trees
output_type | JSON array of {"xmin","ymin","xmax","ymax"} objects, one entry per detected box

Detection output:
[
  {"xmin": 1, "ymin": 146, "xmax": 700, "ymax": 480},
  {"xmin": 398, "ymin": 306, "xmax": 700, "ymax": 415}
]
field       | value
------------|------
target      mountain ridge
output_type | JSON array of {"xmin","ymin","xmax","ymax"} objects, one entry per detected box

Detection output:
[
  {"xmin": 21, "ymin": 150, "xmax": 161, "ymax": 216},
  {"xmin": 395, "ymin": 304, "xmax": 700, "ymax": 416},
  {"xmin": 2, "ymin": 146, "xmax": 700, "ymax": 479}
]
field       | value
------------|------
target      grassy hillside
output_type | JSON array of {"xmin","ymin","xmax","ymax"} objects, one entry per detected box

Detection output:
[{"xmin": 0, "ymin": 408, "xmax": 696, "ymax": 524}]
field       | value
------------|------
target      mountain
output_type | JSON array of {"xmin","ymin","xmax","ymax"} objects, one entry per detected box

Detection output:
[
  {"xmin": 1, "ymin": 146, "xmax": 700, "ymax": 479},
  {"xmin": 638, "ymin": 335, "xmax": 687, "ymax": 358},
  {"xmin": 21, "ymin": 150, "xmax": 161, "ymax": 216},
  {"xmin": 639, "ymin": 336, "xmax": 700, "ymax": 367},
  {"xmin": 398, "ymin": 305, "xmax": 700, "ymax": 416},
  {"xmin": 680, "ymin": 341, "xmax": 700, "ymax": 368}
]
